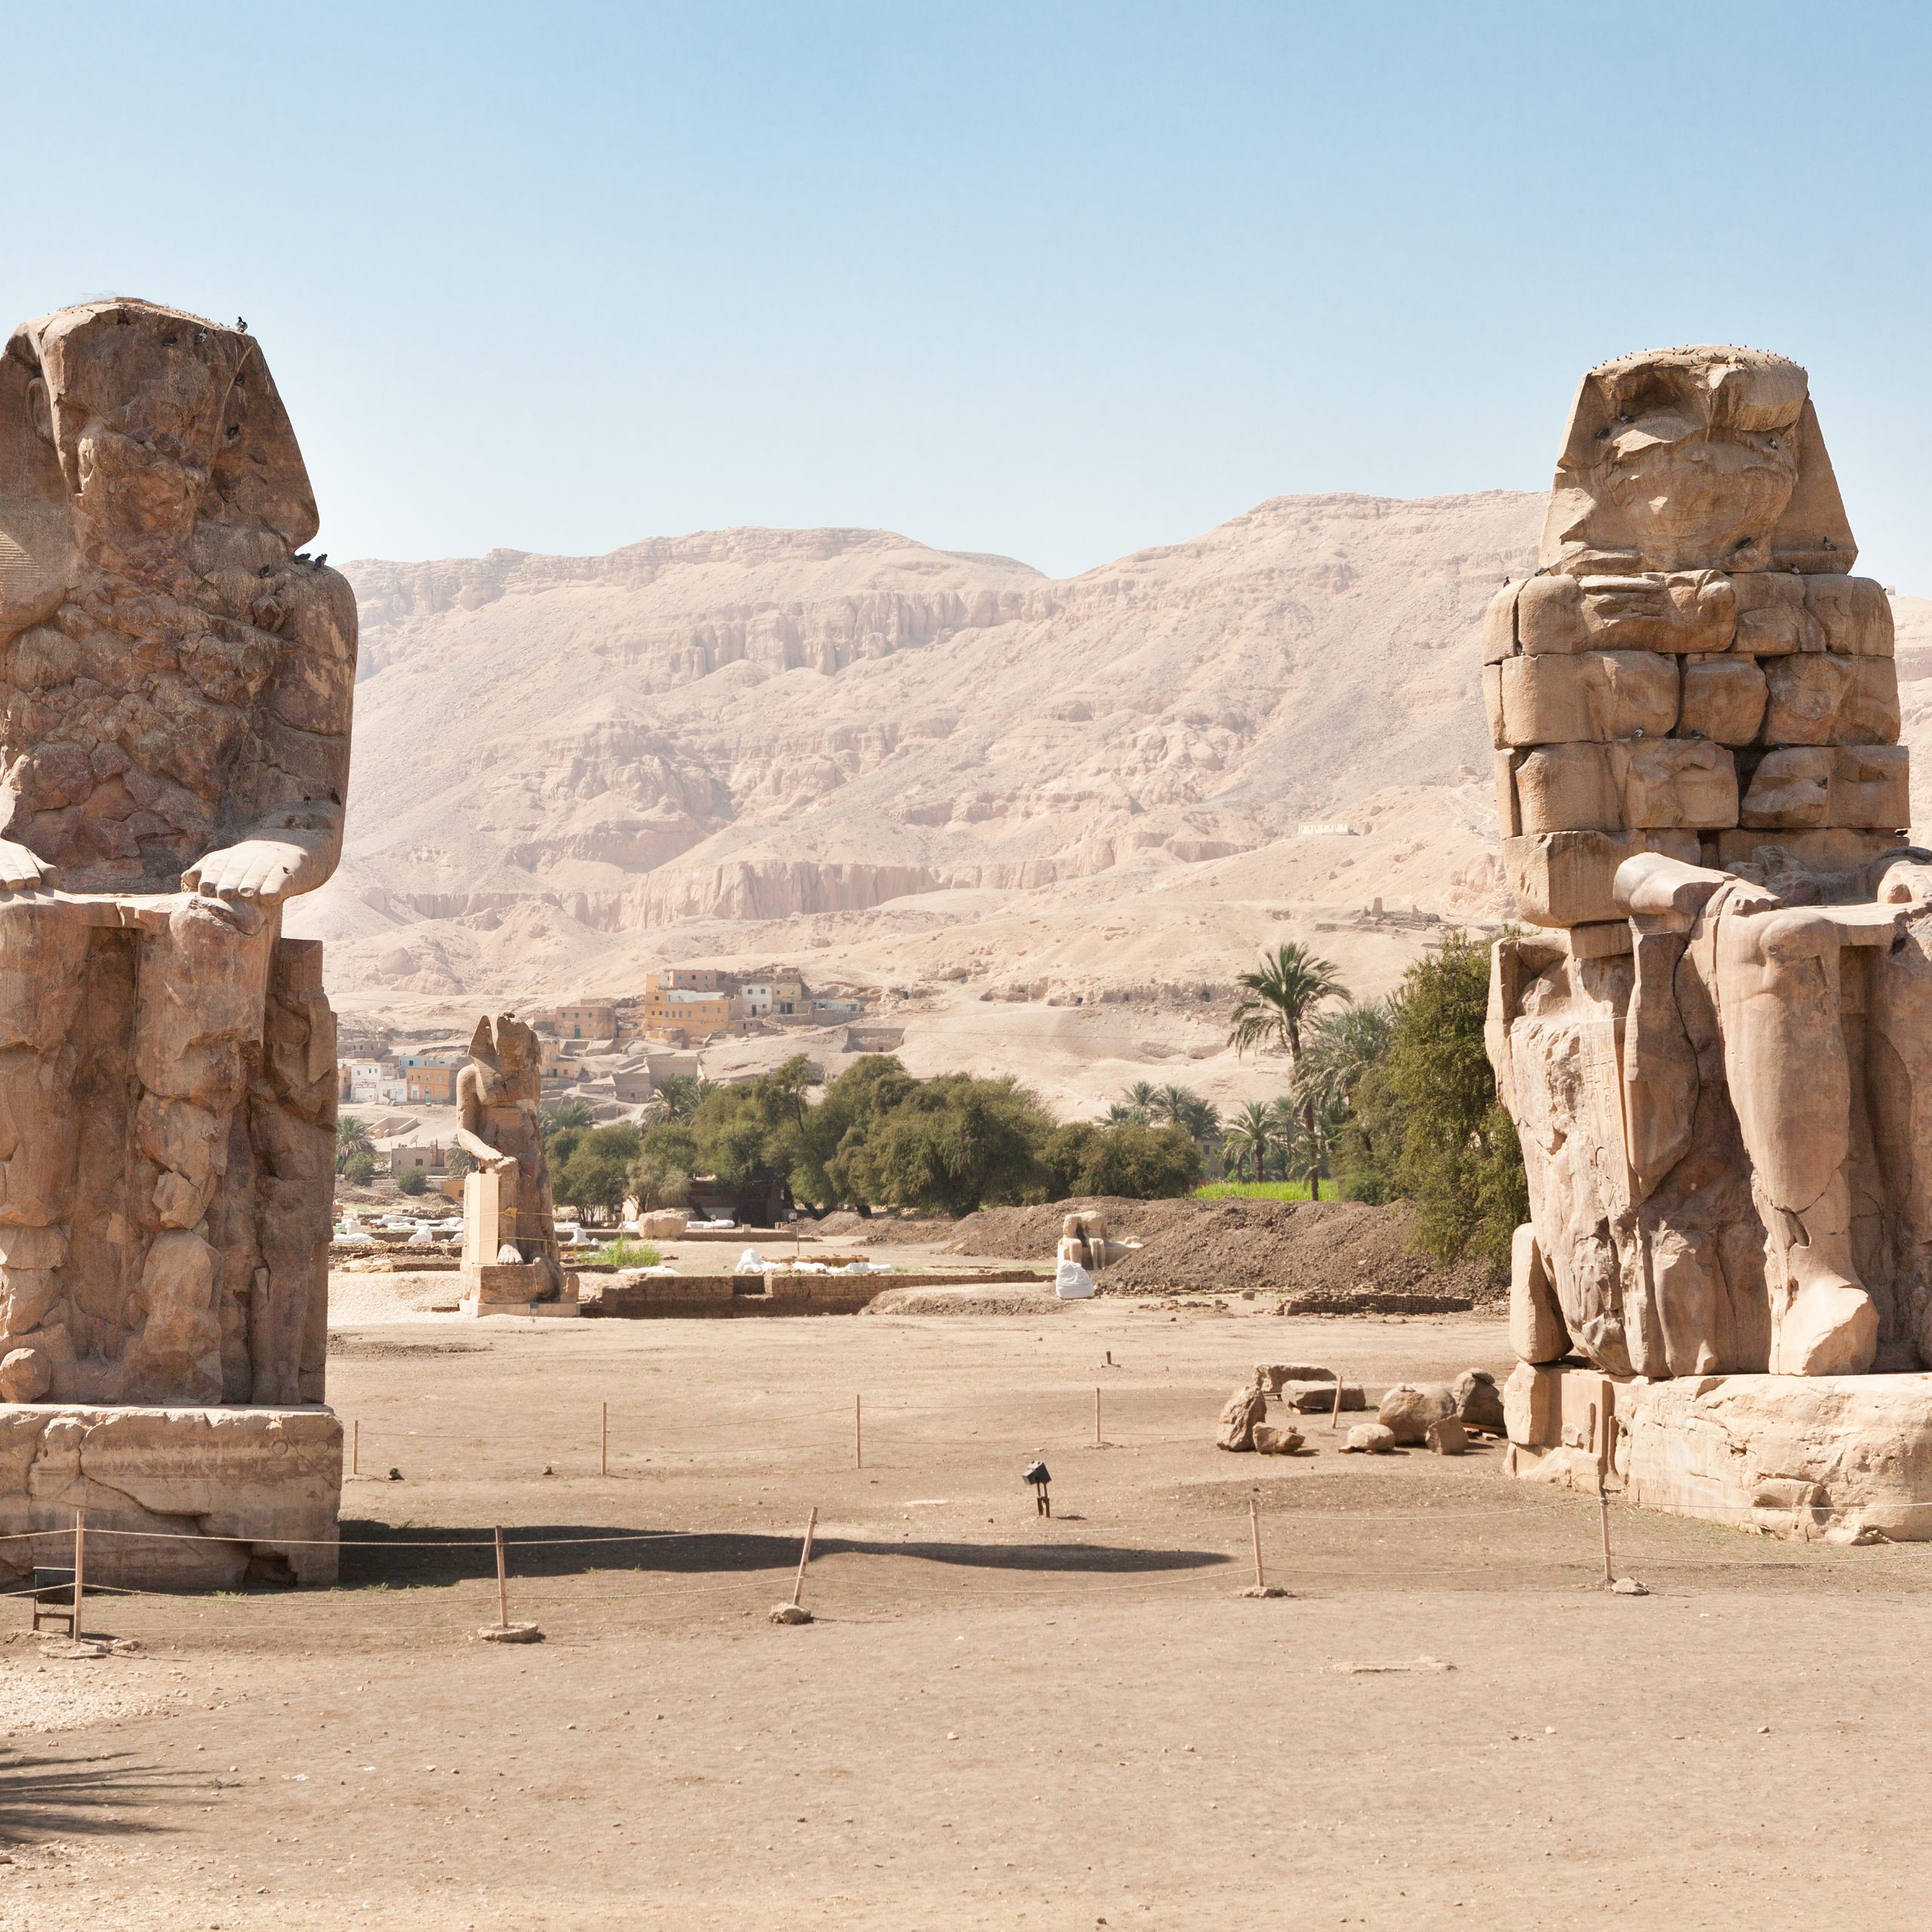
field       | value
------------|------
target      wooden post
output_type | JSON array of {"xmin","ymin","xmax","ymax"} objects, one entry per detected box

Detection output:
[
  {"xmin": 1330, "ymin": 1370, "xmax": 1343, "ymax": 1432},
  {"xmin": 72, "ymin": 1507, "xmax": 85, "ymax": 1642},
  {"xmin": 1248, "ymin": 1494, "xmax": 1265, "ymax": 1592},
  {"xmin": 1596, "ymin": 1379, "xmax": 1615, "ymax": 1586},
  {"xmin": 854, "ymin": 1395, "xmax": 863, "ymax": 1469},
  {"xmin": 791, "ymin": 1506, "xmax": 819, "ymax": 1607},
  {"xmin": 494, "ymin": 1526, "xmax": 509, "ymax": 1628},
  {"xmin": 352, "ymin": 1417, "xmax": 359, "ymax": 1476},
  {"xmin": 1094, "ymin": 1386, "xmax": 1102, "ymax": 1447},
  {"xmin": 601, "ymin": 1401, "xmax": 608, "ymax": 1477}
]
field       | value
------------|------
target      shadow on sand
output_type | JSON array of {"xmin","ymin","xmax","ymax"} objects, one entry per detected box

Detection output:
[
  {"xmin": 337, "ymin": 1520, "xmax": 1230, "ymax": 1589},
  {"xmin": 0, "ymin": 1748, "xmax": 194, "ymax": 1847}
]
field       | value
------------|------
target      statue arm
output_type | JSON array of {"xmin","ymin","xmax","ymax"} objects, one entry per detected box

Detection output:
[
  {"xmin": 453, "ymin": 1070, "xmax": 516, "ymax": 1174},
  {"xmin": 186, "ymin": 564, "xmax": 356, "ymax": 906}
]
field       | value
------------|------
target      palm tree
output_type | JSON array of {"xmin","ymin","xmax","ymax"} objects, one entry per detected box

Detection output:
[
  {"xmin": 1176, "ymin": 1094, "xmax": 1221, "ymax": 1151},
  {"xmin": 1123, "ymin": 1081, "xmax": 1158, "ymax": 1115},
  {"xmin": 1105, "ymin": 1102, "xmax": 1146, "ymax": 1126},
  {"xmin": 1223, "ymin": 1100, "xmax": 1276, "ymax": 1183},
  {"xmin": 1151, "ymin": 1083, "xmax": 1195, "ymax": 1128},
  {"xmin": 1294, "ymin": 1000, "xmax": 1395, "ymax": 1118},
  {"xmin": 1229, "ymin": 942, "xmax": 1350, "ymax": 1198},
  {"xmin": 654, "ymin": 1075, "xmax": 716, "ymax": 1123}
]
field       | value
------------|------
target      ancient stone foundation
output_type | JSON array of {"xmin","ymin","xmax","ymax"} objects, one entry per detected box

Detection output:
[
  {"xmin": 1503, "ymin": 1361, "xmax": 1932, "ymax": 1542},
  {"xmin": 0, "ymin": 1403, "xmax": 342, "ymax": 1586}
]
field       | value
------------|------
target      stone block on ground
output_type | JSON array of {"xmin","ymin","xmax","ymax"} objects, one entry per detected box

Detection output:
[
  {"xmin": 1344, "ymin": 1423, "xmax": 1397, "ymax": 1454},
  {"xmin": 1216, "ymin": 1383, "xmax": 1267, "ymax": 1452},
  {"xmin": 1377, "ymin": 1383, "xmax": 1457, "ymax": 1445},
  {"xmin": 1252, "ymin": 1422, "xmax": 1304, "ymax": 1455}
]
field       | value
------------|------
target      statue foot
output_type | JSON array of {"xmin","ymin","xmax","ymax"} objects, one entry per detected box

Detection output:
[{"xmin": 1774, "ymin": 1272, "xmax": 1878, "ymax": 1377}]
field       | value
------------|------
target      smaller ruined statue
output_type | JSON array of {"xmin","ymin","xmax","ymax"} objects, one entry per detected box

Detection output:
[{"xmin": 455, "ymin": 1014, "xmax": 569, "ymax": 1312}]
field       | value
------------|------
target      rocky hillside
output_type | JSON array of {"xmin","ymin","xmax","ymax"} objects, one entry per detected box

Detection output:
[
  {"xmin": 292, "ymin": 497, "xmax": 1930, "ymax": 1112},
  {"xmin": 305, "ymin": 491, "xmax": 1540, "ymax": 945}
]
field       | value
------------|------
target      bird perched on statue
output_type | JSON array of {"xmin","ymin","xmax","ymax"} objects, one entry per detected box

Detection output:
[
  {"xmin": 235, "ymin": 315, "xmax": 248, "ymax": 332},
  {"xmin": 312, "ymin": 553, "xmax": 328, "ymax": 568}
]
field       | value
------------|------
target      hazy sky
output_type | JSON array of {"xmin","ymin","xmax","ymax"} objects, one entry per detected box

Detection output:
[{"xmin": 8, "ymin": 2, "xmax": 1931, "ymax": 583}]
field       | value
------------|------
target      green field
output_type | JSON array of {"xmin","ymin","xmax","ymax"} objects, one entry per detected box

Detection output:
[{"xmin": 1192, "ymin": 1180, "xmax": 1330, "ymax": 1202}]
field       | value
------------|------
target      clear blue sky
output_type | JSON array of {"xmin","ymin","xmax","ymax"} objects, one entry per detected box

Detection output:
[{"xmin": 8, "ymin": 2, "xmax": 1930, "ymax": 584}]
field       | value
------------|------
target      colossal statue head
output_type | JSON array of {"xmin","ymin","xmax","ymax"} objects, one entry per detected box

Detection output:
[
  {"xmin": 0, "ymin": 297, "xmax": 317, "ymax": 633},
  {"xmin": 1539, "ymin": 346, "xmax": 1857, "ymax": 577}
]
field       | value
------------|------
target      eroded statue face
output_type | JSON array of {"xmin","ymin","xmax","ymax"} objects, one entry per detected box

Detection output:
[
  {"xmin": 1539, "ymin": 346, "xmax": 1849, "ymax": 577},
  {"xmin": 1594, "ymin": 358, "xmax": 1802, "ymax": 568}
]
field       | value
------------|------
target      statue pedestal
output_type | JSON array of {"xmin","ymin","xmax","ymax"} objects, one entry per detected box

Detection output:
[
  {"xmin": 1504, "ymin": 1360, "xmax": 1932, "ymax": 1541},
  {"xmin": 460, "ymin": 1261, "xmax": 580, "ymax": 1318},
  {"xmin": 0, "ymin": 1403, "xmax": 342, "ymax": 1588}
]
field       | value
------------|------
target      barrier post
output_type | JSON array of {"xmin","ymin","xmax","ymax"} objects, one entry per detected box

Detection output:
[
  {"xmin": 601, "ymin": 1402, "xmax": 608, "ymax": 1477},
  {"xmin": 72, "ymin": 1507, "xmax": 85, "ymax": 1641},
  {"xmin": 854, "ymin": 1395, "xmax": 863, "ymax": 1469},
  {"xmin": 494, "ymin": 1526, "xmax": 509, "ymax": 1628},
  {"xmin": 352, "ymin": 1417, "xmax": 359, "ymax": 1476},
  {"xmin": 1248, "ymin": 1494, "xmax": 1265, "ymax": 1592},
  {"xmin": 792, "ymin": 1506, "xmax": 819, "ymax": 1608},
  {"xmin": 1331, "ymin": 1371, "xmax": 1343, "ymax": 1432},
  {"xmin": 1094, "ymin": 1386, "xmax": 1102, "ymax": 1447}
]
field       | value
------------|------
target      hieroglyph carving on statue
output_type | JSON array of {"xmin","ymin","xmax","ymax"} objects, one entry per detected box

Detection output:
[
  {"xmin": 0, "ymin": 300, "xmax": 352, "ymax": 1406},
  {"xmin": 1484, "ymin": 346, "xmax": 1932, "ymax": 1382}
]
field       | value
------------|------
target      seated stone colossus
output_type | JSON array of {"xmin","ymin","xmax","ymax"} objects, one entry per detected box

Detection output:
[
  {"xmin": 0, "ymin": 299, "xmax": 352, "ymax": 1408},
  {"xmin": 1485, "ymin": 346, "xmax": 1932, "ymax": 1384}
]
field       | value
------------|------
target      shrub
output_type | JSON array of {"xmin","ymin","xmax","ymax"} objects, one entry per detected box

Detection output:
[{"xmin": 397, "ymin": 1168, "xmax": 428, "ymax": 1196}]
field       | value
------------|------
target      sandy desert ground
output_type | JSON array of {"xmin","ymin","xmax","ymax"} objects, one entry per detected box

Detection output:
[{"xmin": 5, "ymin": 1289, "xmax": 1930, "ymax": 1931}]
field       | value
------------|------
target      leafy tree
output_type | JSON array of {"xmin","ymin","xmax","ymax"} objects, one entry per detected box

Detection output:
[
  {"xmin": 1044, "ymin": 1121, "xmax": 1201, "ymax": 1198},
  {"xmin": 838, "ymin": 1073, "xmax": 1051, "ymax": 1215},
  {"xmin": 446, "ymin": 1144, "xmax": 475, "ymax": 1177},
  {"xmin": 632, "ymin": 1119, "xmax": 700, "ymax": 1211},
  {"xmin": 397, "ymin": 1168, "xmax": 427, "ymax": 1196},
  {"xmin": 1229, "ymin": 942, "xmax": 1350, "ymax": 1194},
  {"xmin": 1104, "ymin": 1101, "xmax": 1147, "ymax": 1127},
  {"xmin": 1384, "ymin": 930, "xmax": 1526, "ymax": 1272},
  {"xmin": 1122, "ymin": 1081, "xmax": 1158, "ymax": 1115},
  {"xmin": 341, "ymin": 1148, "xmax": 376, "ymax": 1186},
  {"xmin": 556, "ymin": 1123, "xmax": 644, "ymax": 1220}
]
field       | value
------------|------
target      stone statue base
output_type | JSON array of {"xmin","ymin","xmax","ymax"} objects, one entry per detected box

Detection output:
[
  {"xmin": 1504, "ymin": 1361, "xmax": 1932, "ymax": 1541},
  {"xmin": 460, "ymin": 1261, "xmax": 580, "ymax": 1318},
  {"xmin": 0, "ymin": 1402, "xmax": 341, "ymax": 1588}
]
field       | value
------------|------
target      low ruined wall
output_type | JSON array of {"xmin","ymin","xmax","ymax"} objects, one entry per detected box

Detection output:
[{"xmin": 581, "ymin": 1269, "xmax": 1045, "ymax": 1318}]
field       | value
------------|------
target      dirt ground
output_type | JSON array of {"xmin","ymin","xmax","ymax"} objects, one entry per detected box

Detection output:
[{"xmin": 6, "ymin": 1297, "xmax": 1932, "ymax": 1931}]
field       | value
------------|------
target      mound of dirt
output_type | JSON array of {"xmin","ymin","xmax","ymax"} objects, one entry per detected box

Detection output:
[
  {"xmin": 942, "ymin": 1196, "xmax": 1501, "ymax": 1312},
  {"xmin": 863, "ymin": 1285, "xmax": 1069, "ymax": 1317},
  {"xmin": 814, "ymin": 1211, "xmax": 955, "ymax": 1244}
]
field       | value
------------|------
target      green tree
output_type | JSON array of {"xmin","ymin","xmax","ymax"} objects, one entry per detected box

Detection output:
[
  {"xmin": 446, "ymin": 1144, "xmax": 475, "ymax": 1178},
  {"xmin": 1385, "ymin": 930, "xmax": 1525, "ymax": 1272},
  {"xmin": 653, "ymin": 1075, "xmax": 717, "ymax": 1124},
  {"xmin": 335, "ymin": 1113, "xmax": 372, "ymax": 1177},
  {"xmin": 1222, "ymin": 1100, "xmax": 1275, "ymax": 1183},
  {"xmin": 341, "ymin": 1148, "xmax": 375, "ymax": 1186},
  {"xmin": 1042, "ymin": 1121, "xmax": 1201, "ymax": 1199},
  {"xmin": 1229, "ymin": 942, "xmax": 1350, "ymax": 1194},
  {"xmin": 632, "ymin": 1119, "xmax": 700, "ymax": 1211},
  {"xmin": 556, "ymin": 1123, "xmax": 645, "ymax": 1221},
  {"xmin": 840, "ymin": 1073, "xmax": 1051, "ymax": 1215},
  {"xmin": 397, "ymin": 1168, "xmax": 428, "ymax": 1196}
]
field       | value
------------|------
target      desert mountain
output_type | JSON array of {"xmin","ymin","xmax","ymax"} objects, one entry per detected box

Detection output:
[{"xmin": 294, "ymin": 497, "xmax": 1930, "ymax": 1114}]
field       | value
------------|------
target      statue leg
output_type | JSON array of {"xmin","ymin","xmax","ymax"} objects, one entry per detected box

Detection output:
[
  {"xmin": 1717, "ymin": 903, "xmax": 1878, "ymax": 1375},
  {"xmin": 0, "ymin": 899, "xmax": 87, "ymax": 1390},
  {"xmin": 125, "ymin": 897, "xmax": 275, "ymax": 1402}
]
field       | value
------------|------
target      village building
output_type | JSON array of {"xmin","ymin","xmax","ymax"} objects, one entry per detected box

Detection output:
[{"xmin": 552, "ymin": 1001, "xmax": 618, "ymax": 1041}]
